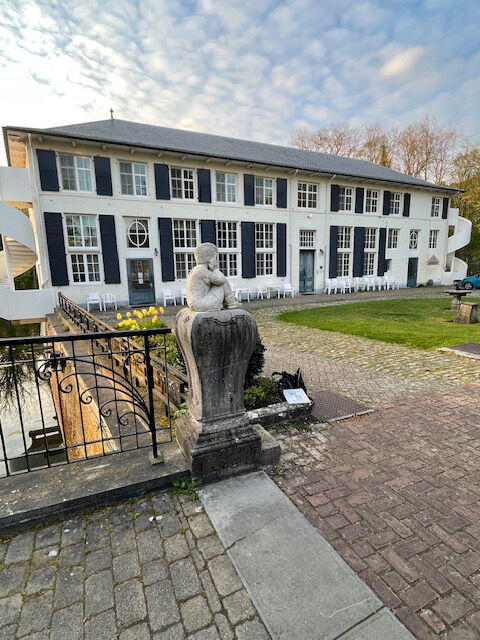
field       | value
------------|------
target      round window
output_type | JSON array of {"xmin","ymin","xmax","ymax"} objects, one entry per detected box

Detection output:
[{"xmin": 128, "ymin": 220, "xmax": 148, "ymax": 248}]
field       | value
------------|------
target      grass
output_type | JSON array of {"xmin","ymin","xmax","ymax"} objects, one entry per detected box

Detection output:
[{"xmin": 279, "ymin": 297, "xmax": 480, "ymax": 350}]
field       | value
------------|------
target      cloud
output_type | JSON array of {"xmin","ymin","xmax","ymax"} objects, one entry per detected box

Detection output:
[
  {"xmin": 381, "ymin": 46, "xmax": 427, "ymax": 78},
  {"xmin": 0, "ymin": 0, "xmax": 478, "ymax": 167}
]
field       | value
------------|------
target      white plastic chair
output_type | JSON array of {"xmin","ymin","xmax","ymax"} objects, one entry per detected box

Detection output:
[
  {"xmin": 180, "ymin": 288, "xmax": 187, "ymax": 305},
  {"xmin": 163, "ymin": 289, "xmax": 177, "ymax": 306},
  {"xmin": 256, "ymin": 285, "xmax": 268, "ymax": 299},
  {"xmin": 342, "ymin": 278, "xmax": 353, "ymax": 293},
  {"xmin": 283, "ymin": 283, "xmax": 294, "ymax": 298},
  {"xmin": 325, "ymin": 278, "xmax": 338, "ymax": 294},
  {"xmin": 353, "ymin": 277, "xmax": 365, "ymax": 292},
  {"xmin": 101, "ymin": 293, "xmax": 117, "ymax": 310},
  {"xmin": 86, "ymin": 292, "xmax": 102, "ymax": 311},
  {"xmin": 364, "ymin": 277, "xmax": 376, "ymax": 291}
]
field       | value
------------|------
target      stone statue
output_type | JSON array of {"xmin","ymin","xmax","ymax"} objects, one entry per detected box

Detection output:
[{"xmin": 186, "ymin": 243, "xmax": 240, "ymax": 312}]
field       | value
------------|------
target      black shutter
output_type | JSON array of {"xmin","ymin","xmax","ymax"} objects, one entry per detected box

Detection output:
[
  {"xmin": 197, "ymin": 169, "xmax": 212, "ymax": 203},
  {"xmin": 442, "ymin": 197, "xmax": 449, "ymax": 219},
  {"xmin": 94, "ymin": 157, "xmax": 113, "ymax": 196},
  {"xmin": 241, "ymin": 221, "xmax": 255, "ymax": 278},
  {"xmin": 44, "ymin": 212, "xmax": 68, "ymax": 285},
  {"xmin": 154, "ymin": 164, "xmax": 170, "ymax": 200},
  {"xmin": 36, "ymin": 150, "xmax": 59, "ymax": 192},
  {"xmin": 244, "ymin": 174, "xmax": 255, "ymax": 206},
  {"xmin": 200, "ymin": 220, "xmax": 216, "ymax": 244},
  {"xmin": 329, "ymin": 226, "xmax": 338, "ymax": 278},
  {"xmin": 0, "ymin": 234, "xmax": 3, "ymax": 252},
  {"xmin": 353, "ymin": 227, "xmax": 365, "ymax": 277},
  {"xmin": 355, "ymin": 188, "xmax": 364, "ymax": 214},
  {"xmin": 276, "ymin": 223, "xmax": 287, "ymax": 277},
  {"xmin": 402, "ymin": 193, "xmax": 411, "ymax": 217},
  {"xmin": 158, "ymin": 218, "xmax": 175, "ymax": 281},
  {"xmin": 330, "ymin": 185, "xmax": 340, "ymax": 212},
  {"xmin": 276, "ymin": 178, "xmax": 287, "ymax": 208},
  {"xmin": 377, "ymin": 228, "xmax": 387, "ymax": 276},
  {"xmin": 99, "ymin": 215, "xmax": 120, "ymax": 283},
  {"xmin": 383, "ymin": 191, "xmax": 391, "ymax": 215}
]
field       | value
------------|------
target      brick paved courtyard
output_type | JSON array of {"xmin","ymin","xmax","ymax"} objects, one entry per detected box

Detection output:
[
  {"xmin": 0, "ymin": 493, "xmax": 269, "ymax": 639},
  {"xmin": 257, "ymin": 298, "xmax": 480, "ymax": 639}
]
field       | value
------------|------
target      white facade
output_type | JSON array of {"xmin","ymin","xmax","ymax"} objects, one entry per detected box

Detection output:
[{"xmin": 0, "ymin": 123, "xmax": 471, "ymax": 320}]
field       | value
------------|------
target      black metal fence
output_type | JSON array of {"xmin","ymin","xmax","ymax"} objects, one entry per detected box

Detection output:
[{"xmin": 0, "ymin": 327, "xmax": 175, "ymax": 477}]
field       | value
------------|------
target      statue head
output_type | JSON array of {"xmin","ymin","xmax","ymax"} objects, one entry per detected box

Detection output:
[{"xmin": 195, "ymin": 242, "xmax": 218, "ymax": 270}]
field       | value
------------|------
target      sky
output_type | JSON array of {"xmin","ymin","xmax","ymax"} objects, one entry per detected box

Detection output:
[{"xmin": 0, "ymin": 0, "xmax": 479, "ymax": 165}]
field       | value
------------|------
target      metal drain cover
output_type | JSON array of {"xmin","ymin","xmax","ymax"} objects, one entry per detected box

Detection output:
[{"xmin": 312, "ymin": 390, "xmax": 373, "ymax": 422}]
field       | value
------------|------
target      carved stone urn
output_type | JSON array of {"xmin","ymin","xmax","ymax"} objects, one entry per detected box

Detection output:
[{"xmin": 174, "ymin": 307, "xmax": 262, "ymax": 480}]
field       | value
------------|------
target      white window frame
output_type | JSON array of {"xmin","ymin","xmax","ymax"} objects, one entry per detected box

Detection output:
[
  {"xmin": 297, "ymin": 182, "xmax": 318, "ymax": 209},
  {"xmin": 126, "ymin": 218, "xmax": 150, "ymax": 249},
  {"xmin": 431, "ymin": 197, "xmax": 441, "ymax": 217},
  {"xmin": 215, "ymin": 172, "xmax": 237, "ymax": 204},
  {"xmin": 217, "ymin": 221, "xmax": 239, "ymax": 277},
  {"xmin": 171, "ymin": 167, "xmax": 196, "ymax": 200},
  {"xmin": 255, "ymin": 222, "xmax": 275, "ymax": 276},
  {"xmin": 387, "ymin": 228, "xmax": 399, "ymax": 249},
  {"xmin": 390, "ymin": 192, "xmax": 403, "ymax": 216},
  {"xmin": 363, "ymin": 227, "xmax": 377, "ymax": 276},
  {"xmin": 337, "ymin": 226, "xmax": 352, "ymax": 277},
  {"xmin": 119, "ymin": 161, "xmax": 148, "ymax": 197},
  {"xmin": 173, "ymin": 219, "xmax": 197, "ymax": 279},
  {"xmin": 429, "ymin": 229, "xmax": 439, "ymax": 249},
  {"xmin": 365, "ymin": 190, "xmax": 378, "ymax": 214},
  {"xmin": 63, "ymin": 214, "xmax": 102, "ymax": 285},
  {"xmin": 409, "ymin": 229, "xmax": 419, "ymax": 250},
  {"xmin": 255, "ymin": 177, "xmax": 274, "ymax": 207},
  {"xmin": 299, "ymin": 230, "xmax": 315, "ymax": 248},
  {"xmin": 339, "ymin": 187, "xmax": 353, "ymax": 212},
  {"xmin": 58, "ymin": 154, "xmax": 94, "ymax": 192}
]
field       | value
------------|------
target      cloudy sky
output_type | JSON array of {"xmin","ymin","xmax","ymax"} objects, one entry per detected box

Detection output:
[{"xmin": 0, "ymin": 0, "xmax": 479, "ymax": 164}]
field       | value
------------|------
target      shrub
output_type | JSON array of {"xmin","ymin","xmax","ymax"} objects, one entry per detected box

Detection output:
[
  {"xmin": 245, "ymin": 335, "xmax": 266, "ymax": 388},
  {"xmin": 244, "ymin": 376, "xmax": 278, "ymax": 410}
]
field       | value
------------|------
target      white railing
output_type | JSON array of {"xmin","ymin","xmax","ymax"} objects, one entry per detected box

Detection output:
[{"xmin": 447, "ymin": 216, "xmax": 472, "ymax": 255}]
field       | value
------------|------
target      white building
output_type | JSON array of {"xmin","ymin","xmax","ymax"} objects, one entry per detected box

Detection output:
[{"xmin": 0, "ymin": 118, "xmax": 472, "ymax": 322}]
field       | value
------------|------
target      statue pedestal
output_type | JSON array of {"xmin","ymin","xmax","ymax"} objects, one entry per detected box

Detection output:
[{"xmin": 175, "ymin": 308, "xmax": 262, "ymax": 480}]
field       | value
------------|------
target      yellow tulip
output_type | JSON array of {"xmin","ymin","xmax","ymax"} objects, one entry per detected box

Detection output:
[
  {"xmin": 126, "ymin": 311, "xmax": 131, "ymax": 318},
  {"xmin": 116, "ymin": 313, "xmax": 122, "ymax": 320},
  {"xmin": 159, "ymin": 307, "xmax": 165, "ymax": 314},
  {"xmin": 149, "ymin": 306, "xmax": 156, "ymax": 315},
  {"xmin": 142, "ymin": 309, "xmax": 147, "ymax": 315},
  {"xmin": 152, "ymin": 315, "xmax": 158, "ymax": 324}
]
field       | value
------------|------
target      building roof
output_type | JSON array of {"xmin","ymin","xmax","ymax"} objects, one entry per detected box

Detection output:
[{"xmin": 5, "ymin": 118, "xmax": 458, "ymax": 192}]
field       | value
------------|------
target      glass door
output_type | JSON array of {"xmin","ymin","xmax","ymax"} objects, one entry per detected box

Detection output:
[
  {"xmin": 299, "ymin": 250, "xmax": 315, "ymax": 293},
  {"xmin": 127, "ymin": 259, "xmax": 156, "ymax": 305}
]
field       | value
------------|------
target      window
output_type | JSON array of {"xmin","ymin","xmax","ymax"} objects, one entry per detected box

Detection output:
[
  {"xmin": 339, "ymin": 187, "xmax": 353, "ymax": 212},
  {"xmin": 337, "ymin": 226, "xmax": 352, "ymax": 277},
  {"xmin": 173, "ymin": 219, "xmax": 197, "ymax": 279},
  {"xmin": 255, "ymin": 177, "xmax": 273, "ymax": 206},
  {"xmin": 70, "ymin": 253, "xmax": 100, "ymax": 283},
  {"xmin": 431, "ymin": 197, "xmax": 441, "ymax": 217},
  {"xmin": 298, "ymin": 182, "xmax": 317, "ymax": 208},
  {"xmin": 409, "ymin": 229, "xmax": 419, "ymax": 249},
  {"xmin": 216, "ymin": 173, "xmax": 236, "ymax": 203},
  {"xmin": 300, "ymin": 230, "xmax": 315, "ymax": 248},
  {"xmin": 119, "ymin": 162, "xmax": 147, "ymax": 196},
  {"xmin": 65, "ymin": 215, "xmax": 98, "ymax": 248},
  {"xmin": 255, "ymin": 223, "xmax": 274, "ymax": 275},
  {"xmin": 363, "ymin": 228, "xmax": 377, "ymax": 276},
  {"xmin": 387, "ymin": 228, "xmax": 399, "ymax": 249},
  {"xmin": 365, "ymin": 190, "xmax": 378, "ymax": 214},
  {"xmin": 171, "ymin": 168, "xmax": 195, "ymax": 199},
  {"xmin": 429, "ymin": 229, "xmax": 439, "ymax": 249},
  {"xmin": 217, "ymin": 221, "xmax": 238, "ymax": 276},
  {"xmin": 127, "ymin": 218, "xmax": 149, "ymax": 248},
  {"xmin": 390, "ymin": 192, "xmax": 402, "ymax": 215},
  {"xmin": 59, "ymin": 155, "xmax": 92, "ymax": 191}
]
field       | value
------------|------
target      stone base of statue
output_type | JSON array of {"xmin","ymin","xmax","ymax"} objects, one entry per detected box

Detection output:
[{"xmin": 175, "ymin": 307, "xmax": 263, "ymax": 480}]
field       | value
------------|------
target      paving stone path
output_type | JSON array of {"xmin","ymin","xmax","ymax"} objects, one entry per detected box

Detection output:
[
  {"xmin": 0, "ymin": 493, "xmax": 270, "ymax": 639},
  {"xmin": 256, "ymin": 292, "xmax": 480, "ymax": 639}
]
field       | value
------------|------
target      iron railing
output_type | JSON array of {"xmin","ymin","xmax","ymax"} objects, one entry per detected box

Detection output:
[
  {"xmin": 58, "ymin": 293, "xmax": 189, "ymax": 411},
  {"xmin": 0, "ymin": 327, "xmax": 175, "ymax": 476}
]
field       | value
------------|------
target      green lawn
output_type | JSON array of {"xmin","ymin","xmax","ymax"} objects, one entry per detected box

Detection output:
[{"xmin": 279, "ymin": 297, "xmax": 480, "ymax": 350}]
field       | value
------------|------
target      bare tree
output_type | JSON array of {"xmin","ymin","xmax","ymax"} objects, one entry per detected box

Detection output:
[
  {"xmin": 360, "ymin": 124, "xmax": 393, "ymax": 167},
  {"xmin": 290, "ymin": 123, "xmax": 362, "ymax": 157}
]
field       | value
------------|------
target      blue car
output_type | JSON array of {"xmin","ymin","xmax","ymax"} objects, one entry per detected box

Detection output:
[{"xmin": 460, "ymin": 274, "xmax": 480, "ymax": 290}]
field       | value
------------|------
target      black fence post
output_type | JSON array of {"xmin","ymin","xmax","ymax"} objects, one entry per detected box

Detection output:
[{"xmin": 144, "ymin": 334, "xmax": 158, "ymax": 459}]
